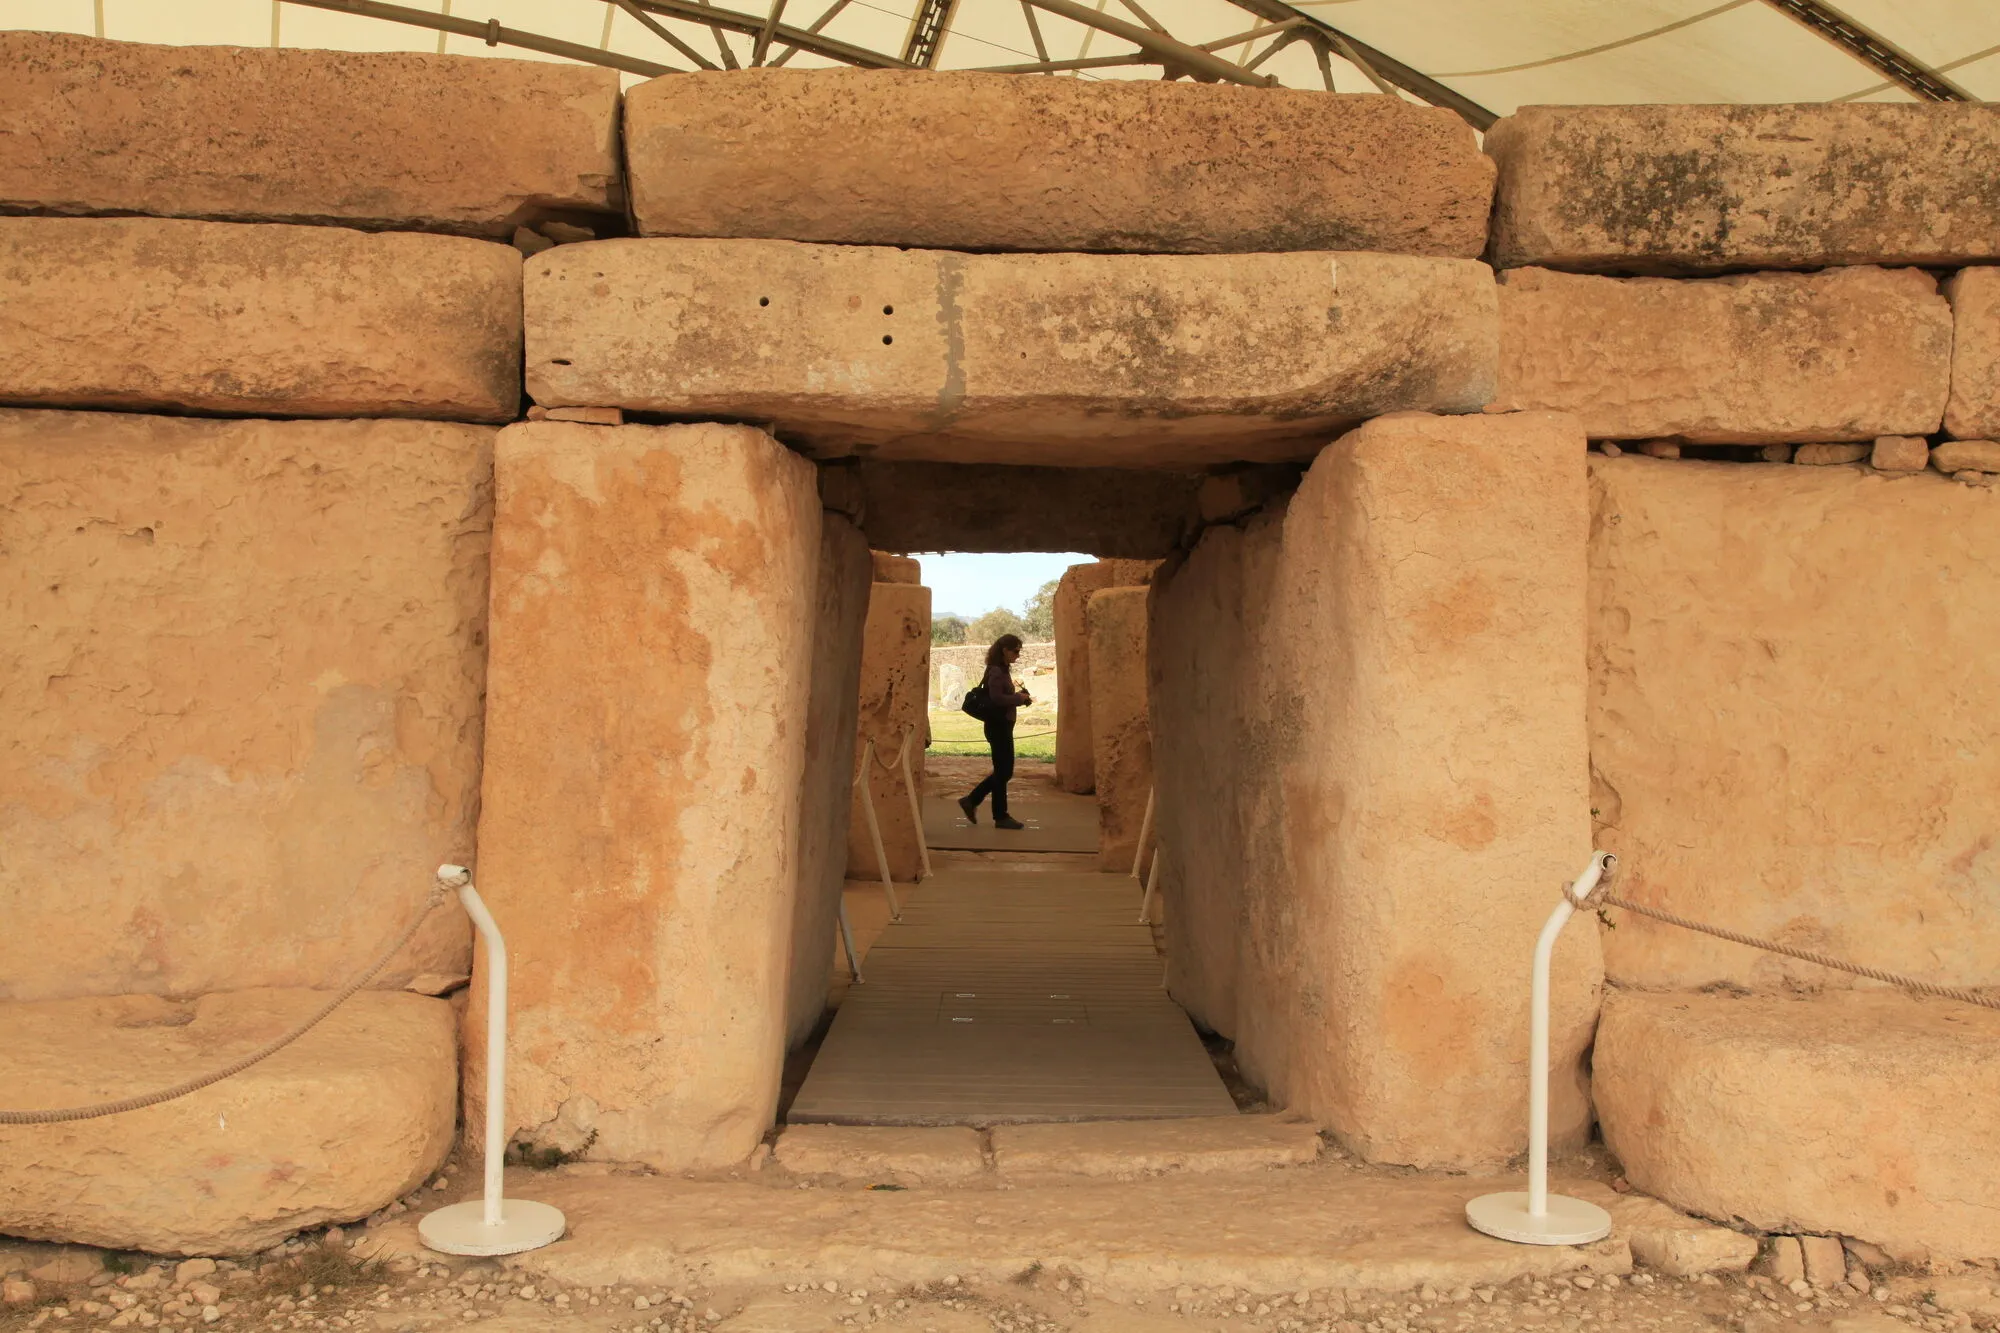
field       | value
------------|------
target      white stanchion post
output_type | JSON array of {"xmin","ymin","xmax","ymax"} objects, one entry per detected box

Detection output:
[
  {"xmin": 897, "ymin": 728, "xmax": 932, "ymax": 881},
  {"xmin": 1138, "ymin": 841, "xmax": 1163, "ymax": 925},
  {"xmin": 856, "ymin": 740, "xmax": 901, "ymax": 920},
  {"xmin": 836, "ymin": 899, "xmax": 865, "ymax": 985},
  {"xmin": 1130, "ymin": 787, "xmax": 1155, "ymax": 880},
  {"xmin": 420, "ymin": 865, "xmax": 566, "ymax": 1257},
  {"xmin": 1465, "ymin": 851, "xmax": 1618, "ymax": 1247}
]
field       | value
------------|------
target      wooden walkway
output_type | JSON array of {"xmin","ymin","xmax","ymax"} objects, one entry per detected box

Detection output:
[{"xmin": 789, "ymin": 863, "xmax": 1236, "ymax": 1125}]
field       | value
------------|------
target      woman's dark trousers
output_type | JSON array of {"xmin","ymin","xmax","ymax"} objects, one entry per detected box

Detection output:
[{"xmin": 967, "ymin": 717, "xmax": 1016, "ymax": 819}]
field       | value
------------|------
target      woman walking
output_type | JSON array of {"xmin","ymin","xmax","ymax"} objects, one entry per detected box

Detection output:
[{"xmin": 959, "ymin": 633, "xmax": 1033, "ymax": 830}]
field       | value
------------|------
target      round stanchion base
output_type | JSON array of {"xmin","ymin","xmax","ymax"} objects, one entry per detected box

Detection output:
[
  {"xmin": 1465, "ymin": 1191, "xmax": 1612, "ymax": 1246},
  {"xmin": 419, "ymin": 1199, "xmax": 567, "ymax": 1257}
]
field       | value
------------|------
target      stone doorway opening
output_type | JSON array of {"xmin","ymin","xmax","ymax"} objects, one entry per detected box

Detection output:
[{"xmin": 473, "ymin": 413, "xmax": 1592, "ymax": 1180}]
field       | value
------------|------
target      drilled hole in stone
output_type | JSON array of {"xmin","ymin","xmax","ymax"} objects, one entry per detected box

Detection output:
[
  {"xmin": 882, "ymin": 335, "xmax": 893, "ymax": 345},
  {"xmin": 550, "ymin": 358, "xmax": 572, "ymax": 366},
  {"xmin": 883, "ymin": 305, "xmax": 894, "ymax": 315},
  {"xmin": 759, "ymin": 296, "xmax": 770, "ymax": 307}
]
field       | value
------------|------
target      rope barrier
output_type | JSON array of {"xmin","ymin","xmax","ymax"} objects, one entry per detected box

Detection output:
[
  {"xmin": 1570, "ymin": 880, "xmax": 2000, "ymax": 1013},
  {"xmin": 0, "ymin": 882, "xmax": 452, "ymax": 1124}
]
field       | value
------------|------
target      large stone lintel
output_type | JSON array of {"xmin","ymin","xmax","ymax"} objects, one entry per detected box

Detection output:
[
  {"xmin": 527, "ymin": 240, "xmax": 1498, "ymax": 468},
  {"xmin": 1494, "ymin": 265, "xmax": 1951, "ymax": 443},
  {"xmin": 0, "ymin": 217, "xmax": 522, "ymax": 421},
  {"xmin": 0, "ymin": 31, "xmax": 621, "ymax": 235},
  {"xmin": 625, "ymin": 70, "xmax": 1494, "ymax": 257},
  {"xmin": 1487, "ymin": 103, "xmax": 2000, "ymax": 274}
]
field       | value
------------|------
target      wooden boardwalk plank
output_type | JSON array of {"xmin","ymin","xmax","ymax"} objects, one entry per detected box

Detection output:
[{"xmin": 790, "ymin": 859, "xmax": 1235, "ymax": 1126}]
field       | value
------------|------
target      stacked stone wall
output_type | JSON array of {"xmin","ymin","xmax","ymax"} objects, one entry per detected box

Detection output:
[{"xmin": 1484, "ymin": 101, "xmax": 2000, "ymax": 1258}]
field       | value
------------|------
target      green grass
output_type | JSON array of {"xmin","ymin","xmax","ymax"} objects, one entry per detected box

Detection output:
[{"xmin": 927, "ymin": 709, "xmax": 1057, "ymax": 761}]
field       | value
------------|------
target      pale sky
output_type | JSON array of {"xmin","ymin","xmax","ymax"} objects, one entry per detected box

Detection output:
[{"xmin": 917, "ymin": 551, "xmax": 1089, "ymax": 622}]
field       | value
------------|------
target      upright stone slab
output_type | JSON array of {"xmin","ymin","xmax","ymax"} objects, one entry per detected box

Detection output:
[
  {"xmin": 625, "ymin": 70, "xmax": 1494, "ymax": 257},
  {"xmin": 786, "ymin": 515, "xmax": 871, "ymax": 1048},
  {"xmin": 0, "ymin": 990, "xmax": 455, "ymax": 1255},
  {"xmin": 0, "ymin": 409, "xmax": 490, "ymax": 1004},
  {"xmin": 1589, "ymin": 458, "xmax": 2000, "ymax": 991},
  {"xmin": 1151, "ymin": 412, "xmax": 1597, "ymax": 1169},
  {"xmin": 1088, "ymin": 587, "xmax": 1153, "ymax": 873},
  {"xmin": 526, "ymin": 239, "xmax": 1499, "ymax": 467},
  {"xmin": 847, "ymin": 582, "xmax": 932, "ymax": 884},
  {"xmin": 1493, "ymin": 266, "xmax": 1951, "ymax": 443},
  {"xmin": 0, "ymin": 218, "xmax": 522, "ymax": 422},
  {"xmin": 0, "ymin": 32, "xmax": 621, "ymax": 234},
  {"xmin": 1948, "ymin": 267, "xmax": 2000, "ymax": 441},
  {"xmin": 1595, "ymin": 990, "xmax": 2000, "ymax": 1262},
  {"xmin": 1055, "ymin": 561, "xmax": 1154, "ymax": 795},
  {"xmin": 1487, "ymin": 103, "xmax": 2000, "ymax": 272},
  {"xmin": 474, "ymin": 422, "xmax": 822, "ymax": 1170},
  {"xmin": 870, "ymin": 551, "xmax": 921, "ymax": 585}
]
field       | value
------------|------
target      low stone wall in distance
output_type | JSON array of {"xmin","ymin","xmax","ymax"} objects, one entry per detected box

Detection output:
[{"xmin": 930, "ymin": 641, "xmax": 1055, "ymax": 712}]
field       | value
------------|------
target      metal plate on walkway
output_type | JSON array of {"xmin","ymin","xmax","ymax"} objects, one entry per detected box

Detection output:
[{"xmin": 789, "ymin": 868, "xmax": 1236, "ymax": 1125}]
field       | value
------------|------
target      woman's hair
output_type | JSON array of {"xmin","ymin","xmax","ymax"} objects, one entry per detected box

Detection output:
[{"xmin": 985, "ymin": 634, "xmax": 1023, "ymax": 668}]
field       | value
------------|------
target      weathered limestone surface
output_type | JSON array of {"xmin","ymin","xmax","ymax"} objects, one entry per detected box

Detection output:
[
  {"xmin": 1152, "ymin": 412, "xmax": 1597, "ymax": 1169},
  {"xmin": 990, "ymin": 1117, "xmax": 1322, "ymax": 1180},
  {"xmin": 0, "ymin": 409, "xmax": 489, "ymax": 1003},
  {"xmin": 834, "ymin": 462, "xmax": 1201, "ymax": 558},
  {"xmin": 847, "ymin": 583, "xmax": 931, "ymax": 883},
  {"xmin": 1493, "ymin": 266, "xmax": 1951, "ymax": 443},
  {"xmin": 1588, "ymin": 458, "xmax": 2000, "ymax": 990},
  {"xmin": 0, "ymin": 32, "xmax": 620, "ymax": 234},
  {"xmin": 474, "ymin": 422, "xmax": 822, "ymax": 1170},
  {"xmin": 1054, "ymin": 561, "xmax": 1155, "ymax": 795},
  {"xmin": 0, "ymin": 990, "xmax": 455, "ymax": 1255},
  {"xmin": 786, "ymin": 515, "xmax": 871, "ymax": 1049},
  {"xmin": 773, "ymin": 1126, "xmax": 985, "ymax": 1184},
  {"xmin": 625, "ymin": 70, "xmax": 1494, "ymax": 257},
  {"xmin": 1088, "ymin": 588, "xmax": 1154, "ymax": 874},
  {"xmin": 1595, "ymin": 990, "xmax": 2000, "ymax": 1261},
  {"xmin": 1934, "ymin": 440, "xmax": 2000, "ymax": 473},
  {"xmin": 870, "ymin": 552, "xmax": 921, "ymax": 585},
  {"xmin": 527, "ymin": 240, "xmax": 1500, "ymax": 467},
  {"xmin": 1486, "ymin": 104, "xmax": 2000, "ymax": 272},
  {"xmin": 0, "ymin": 217, "xmax": 521, "ymax": 421},
  {"xmin": 1602, "ymin": 1194, "xmax": 1759, "ymax": 1278},
  {"xmin": 1948, "ymin": 267, "xmax": 2000, "ymax": 441}
]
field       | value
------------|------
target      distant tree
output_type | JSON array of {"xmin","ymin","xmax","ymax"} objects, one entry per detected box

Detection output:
[
  {"xmin": 1021, "ymin": 578, "xmax": 1058, "ymax": 641},
  {"xmin": 968, "ymin": 606, "xmax": 1026, "ymax": 645},
  {"xmin": 930, "ymin": 614, "xmax": 968, "ymax": 646}
]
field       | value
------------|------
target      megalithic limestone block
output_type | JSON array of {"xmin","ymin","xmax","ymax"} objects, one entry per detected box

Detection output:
[
  {"xmin": 0, "ymin": 408, "xmax": 489, "ymax": 1004},
  {"xmin": 1595, "ymin": 989, "xmax": 2000, "ymax": 1263},
  {"xmin": 787, "ymin": 514, "xmax": 873, "ymax": 1049},
  {"xmin": 1088, "ymin": 586, "xmax": 1153, "ymax": 873},
  {"xmin": 1486, "ymin": 103, "xmax": 2000, "ymax": 273},
  {"xmin": 625, "ymin": 70, "xmax": 1495, "ymax": 257},
  {"xmin": 847, "ymin": 583, "xmax": 932, "ymax": 884},
  {"xmin": 1055, "ymin": 561, "xmax": 1156, "ymax": 796},
  {"xmin": 0, "ymin": 218, "xmax": 523, "ymax": 422},
  {"xmin": 1493, "ymin": 266, "xmax": 1951, "ymax": 443},
  {"xmin": 473, "ymin": 421, "xmax": 823, "ymax": 1171},
  {"xmin": 0, "ymin": 31, "xmax": 621, "ymax": 235},
  {"xmin": 525, "ymin": 239, "xmax": 1500, "ymax": 468},
  {"xmin": 0, "ymin": 991, "xmax": 456, "ymax": 1256},
  {"xmin": 1948, "ymin": 267, "xmax": 2000, "ymax": 441},
  {"xmin": 1588, "ymin": 457, "xmax": 2000, "ymax": 992},
  {"xmin": 1151, "ymin": 411, "xmax": 1597, "ymax": 1170}
]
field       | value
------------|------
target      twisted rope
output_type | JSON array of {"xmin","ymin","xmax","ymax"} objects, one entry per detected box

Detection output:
[
  {"xmin": 1569, "ymin": 880, "xmax": 2000, "ymax": 1012},
  {"xmin": 0, "ymin": 882, "xmax": 452, "ymax": 1124}
]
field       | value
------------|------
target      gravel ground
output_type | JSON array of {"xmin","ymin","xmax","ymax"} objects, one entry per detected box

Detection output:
[{"xmin": 4, "ymin": 1239, "xmax": 1994, "ymax": 1333}]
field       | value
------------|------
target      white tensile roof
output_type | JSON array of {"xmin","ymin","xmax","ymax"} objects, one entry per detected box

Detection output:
[{"xmin": 1, "ymin": 0, "xmax": 1993, "ymax": 123}]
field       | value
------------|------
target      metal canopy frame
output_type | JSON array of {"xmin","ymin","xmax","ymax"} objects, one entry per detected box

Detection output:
[{"xmin": 272, "ymin": 0, "xmax": 1983, "ymax": 127}]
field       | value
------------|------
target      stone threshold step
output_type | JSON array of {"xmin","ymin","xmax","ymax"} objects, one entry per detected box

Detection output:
[
  {"xmin": 771, "ymin": 1119, "xmax": 1322, "ymax": 1186},
  {"xmin": 356, "ymin": 1168, "xmax": 1755, "ymax": 1298}
]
